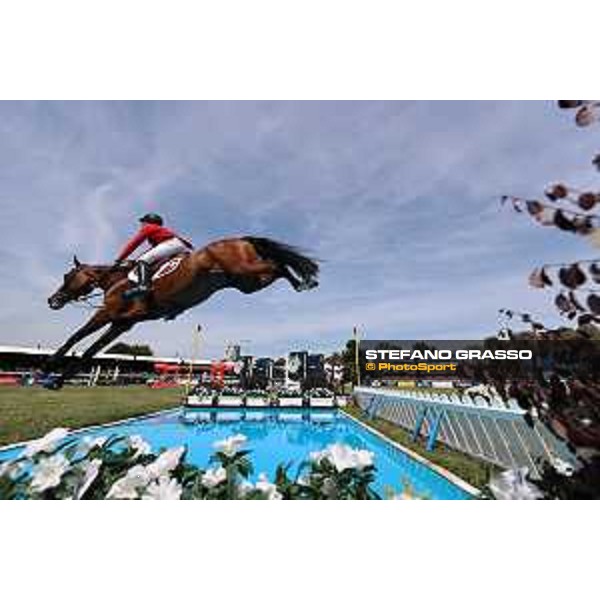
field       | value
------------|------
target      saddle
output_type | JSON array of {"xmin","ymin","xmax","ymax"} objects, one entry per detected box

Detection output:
[
  {"xmin": 119, "ymin": 253, "xmax": 189, "ymax": 282},
  {"xmin": 119, "ymin": 253, "xmax": 188, "ymax": 303}
]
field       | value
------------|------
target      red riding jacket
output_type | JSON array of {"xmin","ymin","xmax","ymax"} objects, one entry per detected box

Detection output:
[{"xmin": 117, "ymin": 223, "xmax": 193, "ymax": 261}]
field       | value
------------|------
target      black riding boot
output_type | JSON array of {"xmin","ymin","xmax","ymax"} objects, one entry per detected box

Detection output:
[{"xmin": 123, "ymin": 261, "xmax": 151, "ymax": 300}]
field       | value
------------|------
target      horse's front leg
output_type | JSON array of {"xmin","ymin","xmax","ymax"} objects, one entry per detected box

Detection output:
[
  {"xmin": 45, "ymin": 310, "xmax": 111, "ymax": 373},
  {"xmin": 46, "ymin": 321, "xmax": 133, "ymax": 389}
]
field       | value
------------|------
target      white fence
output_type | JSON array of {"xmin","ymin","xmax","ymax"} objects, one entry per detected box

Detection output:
[{"xmin": 354, "ymin": 386, "xmax": 575, "ymax": 477}]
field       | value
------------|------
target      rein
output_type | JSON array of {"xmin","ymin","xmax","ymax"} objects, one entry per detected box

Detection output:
[
  {"xmin": 70, "ymin": 291, "xmax": 105, "ymax": 310},
  {"xmin": 67, "ymin": 266, "xmax": 126, "ymax": 310}
]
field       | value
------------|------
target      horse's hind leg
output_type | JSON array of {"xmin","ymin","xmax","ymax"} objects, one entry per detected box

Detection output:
[
  {"xmin": 225, "ymin": 256, "xmax": 301, "ymax": 290},
  {"xmin": 277, "ymin": 265, "xmax": 304, "ymax": 291},
  {"xmin": 223, "ymin": 242, "xmax": 315, "ymax": 290},
  {"xmin": 207, "ymin": 242, "xmax": 275, "ymax": 281},
  {"xmin": 221, "ymin": 255, "xmax": 277, "ymax": 287}
]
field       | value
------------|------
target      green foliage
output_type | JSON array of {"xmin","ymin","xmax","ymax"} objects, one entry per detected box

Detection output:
[
  {"xmin": 0, "ymin": 430, "xmax": 383, "ymax": 500},
  {"xmin": 340, "ymin": 339, "xmax": 358, "ymax": 383}
]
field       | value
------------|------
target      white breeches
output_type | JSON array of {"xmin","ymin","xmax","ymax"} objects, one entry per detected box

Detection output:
[{"xmin": 128, "ymin": 238, "xmax": 189, "ymax": 282}]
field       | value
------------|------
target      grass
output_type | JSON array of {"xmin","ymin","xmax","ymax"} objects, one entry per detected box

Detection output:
[
  {"xmin": 0, "ymin": 385, "xmax": 182, "ymax": 447},
  {"xmin": 343, "ymin": 404, "xmax": 496, "ymax": 490}
]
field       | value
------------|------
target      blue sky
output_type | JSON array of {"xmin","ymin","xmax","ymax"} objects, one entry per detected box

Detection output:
[{"xmin": 0, "ymin": 101, "xmax": 597, "ymax": 359}]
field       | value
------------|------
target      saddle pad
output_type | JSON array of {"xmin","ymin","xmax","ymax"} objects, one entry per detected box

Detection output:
[{"xmin": 152, "ymin": 256, "xmax": 185, "ymax": 280}]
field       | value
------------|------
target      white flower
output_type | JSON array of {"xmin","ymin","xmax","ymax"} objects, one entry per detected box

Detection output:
[
  {"xmin": 239, "ymin": 480, "xmax": 255, "ymax": 496},
  {"xmin": 22, "ymin": 428, "xmax": 70, "ymax": 458},
  {"xmin": 76, "ymin": 459, "xmax": 102, "ymax": 499},
  {"xmin": 142, "ymin": 476, "xmax": 182, "ymax": 500},
  {"xmin": 128, "ymin": 435, "xmax": 151, "ymax": 457},
  {"xmin": 255, "ymin": 473, "xmax": 282, "ymax": 500},
  {"xmin": 213, "ymin": 434, "xmax": 247, "ymax": 457},
  {"xmin": 106, "ymin": 447, "xmax": 184, "ymax": 499},
  {"xmin": 489, "ymin": 468, "xmax": 545, "ymax": 500},
  {"xmin": 79, "ymin": 436, "xmax": 107, "ymax": 453},
  {"xmin": 0, "ymin": 460, "xmax": 20, "ymax": 479},
  {"xmin": 146, "ymin": 447, "xmax": 185, "ymax": 479},
  {"xmin": 30, "ymin": 454, "xmax": 70, "ymax": 492},
  {"xmin": 106, "ymin": 465, "xmax": 151, "ymax": 500},
  {"xmin": 551, "ymin": 457, "xmax": 575, "ymax": 477},
  {"xmin": 201, "ymin": 467, "xmax": 227, "ymax": 488},
  {"xmin": 310, "ymin": 444, "xmax": 374, "ymax": 472}
]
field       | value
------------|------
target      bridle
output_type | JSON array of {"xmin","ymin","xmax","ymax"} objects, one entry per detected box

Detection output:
[{"xmin": 51, "ymin": 264, "xmax": 125, "ymax": 310}]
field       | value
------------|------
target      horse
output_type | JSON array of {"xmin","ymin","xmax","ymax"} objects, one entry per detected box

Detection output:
[{"xmin": 44, "ymin": 236, "xmax": 319, "ymax": 389}]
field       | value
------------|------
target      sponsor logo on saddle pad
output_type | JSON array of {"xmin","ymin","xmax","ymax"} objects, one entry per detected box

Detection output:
[{"xmin": 153, "ymin": 257, "xmax": 184, "ymax": 280}]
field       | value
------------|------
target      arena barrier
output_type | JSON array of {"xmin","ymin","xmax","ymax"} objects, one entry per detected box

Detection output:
[
  {"xmin": 353, "ymin": 386, "xmax": 575, "ymax": 478},
  {"xmin": 0, "ymin": 372, "xmax": 20, "ymax": 385}
]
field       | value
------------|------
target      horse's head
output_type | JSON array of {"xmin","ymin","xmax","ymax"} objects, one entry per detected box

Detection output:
[{"xmin": 48, "ymin": 256, "xmax": 100, "ymax": 310}]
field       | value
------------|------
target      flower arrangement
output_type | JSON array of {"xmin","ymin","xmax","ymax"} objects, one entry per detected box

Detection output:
[
  {"xmin": 0, "ymin": 428, "xmax": 384, "ymax": 500},
  {"xmin": 244, "ymin": 389, "xmax": 270, "ymax": 398},
  {"xmin": 276, "ymin": 389, "xmax": 305, "ymax": 399},
  {"xmin": 307, "ymin": 388, "xmax": 334, "ymax": 397},
  {"xmin": 219, "ymin": 386, "xmax": 245, "ymax": 396},
  {"xmin": 190, "ymin": 385, "xmax": 215, "ymax": 398}
]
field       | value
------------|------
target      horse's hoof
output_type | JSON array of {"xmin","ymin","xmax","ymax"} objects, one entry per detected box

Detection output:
[
  {"xmin": 296, "ymin": 279, "xmax": 319, "ymax": 292},
  {"xmin": 42, "ymin": 376, "xmax": 64, "ymax": 391}
]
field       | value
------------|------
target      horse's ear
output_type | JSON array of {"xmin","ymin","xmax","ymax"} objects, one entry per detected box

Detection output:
[{"xmin": 73, "ymin": 255, "xmax": 81, "ymax": 268}]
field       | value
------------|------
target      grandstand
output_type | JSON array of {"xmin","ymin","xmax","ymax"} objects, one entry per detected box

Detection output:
[
  {"xmin": 0, "ymin": 345, "xmax": 211, "ymax": 386},
  {"xmin": 0, "ymin": 344, "xmax": 338, "ymax": 390}
]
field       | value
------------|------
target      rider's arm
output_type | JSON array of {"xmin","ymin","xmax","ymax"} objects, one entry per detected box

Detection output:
[{"xmin": 116, "ymin": 225, "xmax": 150, "ymax": 261}]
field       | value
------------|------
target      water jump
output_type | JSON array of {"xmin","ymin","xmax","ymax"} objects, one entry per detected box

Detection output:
[{"xmin": 44, "ymin": 214, "xmax": 319, "ymax": 389}]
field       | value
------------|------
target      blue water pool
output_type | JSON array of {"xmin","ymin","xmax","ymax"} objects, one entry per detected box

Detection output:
[{"xmin": 0, "ymin": 408, "xmax": 473, "ymax": 499}]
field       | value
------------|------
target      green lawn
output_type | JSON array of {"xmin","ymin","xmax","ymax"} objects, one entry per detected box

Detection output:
[
  {"xmin": 343, "ymin": 404, "xmax": 495, "ymax": 489},
  {"xmin": 0, "ymin": 385, "xmax": 182, "ymax": 447}
]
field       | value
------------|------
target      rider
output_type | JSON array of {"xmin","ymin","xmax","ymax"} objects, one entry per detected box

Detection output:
[{"xmin": 116, "ymin": 213, "xmax": 193, "ymax": 299}]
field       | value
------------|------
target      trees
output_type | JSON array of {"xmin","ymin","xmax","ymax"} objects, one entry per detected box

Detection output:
[
  {"xmin": 498, "ymin": 102, "xmax": 600, "ymax": 498},
  {"xmin": 107, "ymin": 343, "xmax": 154, "ymax": 357},
  {"xmin": 341, "ymin": 339, "xmax": 358, "ymax": 384},
  {"xmin": 503, "ymin": 101, "xmax": 600, "ymax": 329}
]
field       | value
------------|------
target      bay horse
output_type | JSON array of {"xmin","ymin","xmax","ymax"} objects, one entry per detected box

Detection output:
[{"xmin": 44, "ymin": 236, "xmax": 319, "ymax": 389}]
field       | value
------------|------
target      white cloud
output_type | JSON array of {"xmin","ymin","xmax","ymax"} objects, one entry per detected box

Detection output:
[{"xmin": 0, "ymin": 101, "xmax": 597, "ymax": 358}]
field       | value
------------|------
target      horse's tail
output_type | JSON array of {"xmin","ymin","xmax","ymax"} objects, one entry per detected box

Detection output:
[{"xmin": 244, "ymin": 236, "xmax": 319, "ymax": 283}]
